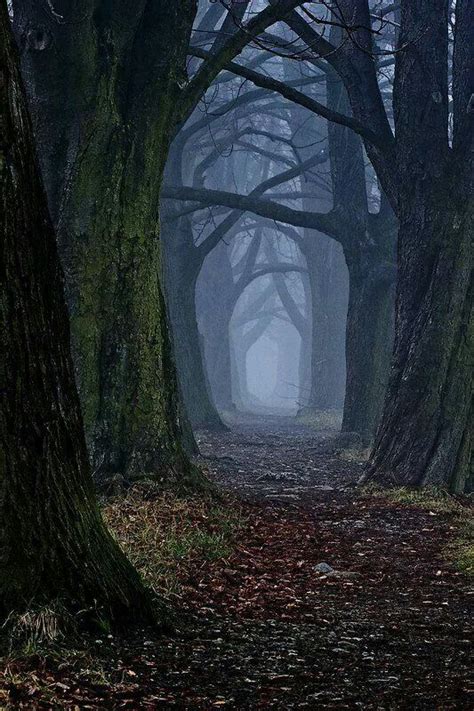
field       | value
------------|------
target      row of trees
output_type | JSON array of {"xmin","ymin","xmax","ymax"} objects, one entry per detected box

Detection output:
[
  {"xmin": 162, "ymin": 28, "xmax": 393, "ymax": 439},
  {"xmin": 1, "ymin": 0, "xmax": 472, "ymax": 625},
  {"xmin": 164, "ymin": 0, "xmax": 472, "ymax": 491},
  {"xmin": 2, "ymin": 0, "xmax": 320, "ymax": 626}
]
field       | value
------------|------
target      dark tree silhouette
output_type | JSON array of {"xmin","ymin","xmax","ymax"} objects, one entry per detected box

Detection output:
[{"xmin": 0, "ymin": 0, "xmax": 154, "ymax": 624}]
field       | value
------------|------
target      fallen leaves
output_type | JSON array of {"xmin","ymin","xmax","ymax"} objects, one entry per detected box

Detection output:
[{"xmin": 0, "ymin": 418, "xmax": 472, "ymax": 709}]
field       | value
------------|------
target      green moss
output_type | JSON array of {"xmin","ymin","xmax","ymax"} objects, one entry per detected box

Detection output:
[{"xmin": 59, "ymin": 73, "xmax": 200, "ymax": 484}]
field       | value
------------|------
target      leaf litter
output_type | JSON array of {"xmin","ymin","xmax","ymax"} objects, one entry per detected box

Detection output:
[{"xmin": 0, "ymin": 414, "xmax": 472, "ymax": 709}]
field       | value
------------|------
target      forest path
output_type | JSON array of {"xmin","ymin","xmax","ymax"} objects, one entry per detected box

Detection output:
[
  {"xmin": 181, "ymin": 416, "xmax": 473, "ymax": 710},
  {"xmin": 3, "ymin": 415, "xmax": 472, "ymax": 709},
  {"xmin": 157, "ymin": 413, "xmax": 471, "ymax": 709},
  {"xmin": 197, "ymin": 411, "xmax": 361, "ymax": 500}
]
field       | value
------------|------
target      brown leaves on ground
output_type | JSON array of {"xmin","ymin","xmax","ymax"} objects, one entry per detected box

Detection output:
[{"xmin": 0, "ymin": 416, "xmax": 472, "ymax": 709}]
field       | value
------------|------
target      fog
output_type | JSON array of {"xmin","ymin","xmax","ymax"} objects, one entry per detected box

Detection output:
[{"xmin": 161, "ymin": 0, "xmax": 390, "ymax": 436}]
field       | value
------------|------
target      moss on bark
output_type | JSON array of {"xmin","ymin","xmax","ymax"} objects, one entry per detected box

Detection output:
[
  {"xmin": 0, "ymin": 2, "xmax": 155, "ymax": 626},
  {"xmin": 17, "ymin": 1, "xmax": 206, "ymax": 486}
]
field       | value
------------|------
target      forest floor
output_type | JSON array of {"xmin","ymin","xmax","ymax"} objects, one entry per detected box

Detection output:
[{"xmin": 1, "ymin": 414, "xmax": 472, "ymax": 709}]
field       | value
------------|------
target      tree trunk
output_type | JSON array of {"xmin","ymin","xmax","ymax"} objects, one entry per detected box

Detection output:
[
  {"xmin": 161, "ymin": 137, "xmax": 226, "ymax": 432},
  {"xmin": 342, "ymin": 255, "xmax": 395, "ymax": 442},
  {"xmin": 367, "ymin": 195, "xmax": 473, "ymax": 491},
  {"xmin": 163, "ymin": 236, "xmax": 226, "ymax": 431},
  {"xmin": 16, "ymin": 1, "xmax": 203, "ymax": 486},
  {"xmin": 0, "ymin": 3, "xmax": 153, "ymax": 623},
  {"xmin": 306, "ymin": 237, "xmax": 348, "ymax": 412},
  {"xmin": 207, "ymin": 320, "xmax": 235, "ymax": 412},
  {"xmin": 324, "ymin": 58, "xmax": 396, "ymax": 442},
  {"xmin": 197, "ymin": 244, "xmax": 237, "ymax": 413},
  {"xmin": 365, "ymin": 0, "xmax": 473, "ymax": 492}
]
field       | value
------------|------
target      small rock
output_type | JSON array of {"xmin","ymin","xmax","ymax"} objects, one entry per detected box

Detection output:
[{"xmin": 314, "ymin": 562, "xmax": 334, "ymax": 574}]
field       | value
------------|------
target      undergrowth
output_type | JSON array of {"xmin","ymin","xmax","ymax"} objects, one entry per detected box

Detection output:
[
  {"xmin": 363, "ymin": 484, "xmax": 473, "ymax": 576},
  {"xmin": 296, "ymin": 408, "xmax": 342, "ymax": 431},
  {"xmin": 104, "ymin": 486, "xmax": 245, "ymax": 598}
]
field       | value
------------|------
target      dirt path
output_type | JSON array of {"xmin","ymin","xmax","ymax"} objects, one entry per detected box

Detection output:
[
  {"xmin": 197, "ymin": 412, "xmax": 362, "ymax": 498},
  {"xmin": 189, "ymin": 415, "xmax": 472, "ymax": 708},
  {"xmin": 2, "ymin": 415, "xmax": 472, "ymax": 709}
]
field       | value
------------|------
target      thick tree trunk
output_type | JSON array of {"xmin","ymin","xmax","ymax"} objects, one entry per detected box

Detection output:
[
  {"xmin": 66, "ymin": 94, "xmax": 193, "ymax": 484},
  {"xmin": 0, "ymin": 4, "xmax": 153, "ymax": 622},
  {"xmin": 342, "ymin": 256, "xmax": 395, "ymax": 442},
  {"xmin": 365, "ymin": 0, "xmax": 473, "ymax": 492},
  {"xmin": 367, "ymin": 197, "xmax": 473, "ymax": 492},
  {"xmin": 16, "ymin": 1, "xmax": 203, "ymax": 485}
]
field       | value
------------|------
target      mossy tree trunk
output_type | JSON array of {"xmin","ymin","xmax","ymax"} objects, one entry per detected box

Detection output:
[
  {"xmin": 16, "ymin": 1, "xmax": 204, "ymax": 484},
  {"xmin": 0, "ymin": 1, "xmax": 154, "ymax": 623}
]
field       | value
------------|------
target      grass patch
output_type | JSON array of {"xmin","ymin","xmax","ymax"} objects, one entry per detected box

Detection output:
[
  {"xmin": 446, "ymin": 516, "xmax": 474, "ymax": 576},
  {"xmin": 296, "ymin": 408, "xmax": 342, "ymax": 431},
  {"xmin": 104, "ymin": 486, "xmax": 245, "ymax": 598},
  {"xmin": 338, "ymin": 446, "xmax": 371, "ymax": 463},
  {"xmin": 363, "ymin": 484, "xmax": 474, "ymax": 576},
  {"xmin": 362, "ymin": 483, "xmax": 468, "ymax": 514}
]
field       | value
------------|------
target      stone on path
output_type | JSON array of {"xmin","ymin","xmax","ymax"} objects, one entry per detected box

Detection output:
[{"xmin": 314, "ymin": 562, "xmax": 334, "ymax": 574}]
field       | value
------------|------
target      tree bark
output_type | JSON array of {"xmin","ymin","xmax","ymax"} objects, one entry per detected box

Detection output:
[
  {"xmin": 366, "ymin": 0, "xmax": 473, "ymax": 492},
  {"xmin": 367, "ymin": 189, "xmax": 473, "ymax": 491},
  {"xmin": 0, "ymin": 2, "xmax": 154, "ymax": 623},
  {"xmin": 16, "ymin": 1, "xmax": 204, "ymax": 485},
  {"xmin": 342, "ymin": 251, "xmax": 395, "ymax": 442},
  {"xmin": 306, "ymin": 237, "xmax": 348, "ymax": 412}
]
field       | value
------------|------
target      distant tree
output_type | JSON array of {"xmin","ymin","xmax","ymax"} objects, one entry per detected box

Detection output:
[
  {"xmin": 164, "ymin": 48, "xmax": 395, "ymax": 440},
  {"xmin": 0, "ymin": 0, "xmax": 153, "ymax": 624},
  {"xmin": 177, "ymin": 1, "xmax": 473, "ymax": 489},
  {"xmin": 163, "ymin": 129, "xmax": 319, "ymax": 425}
]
